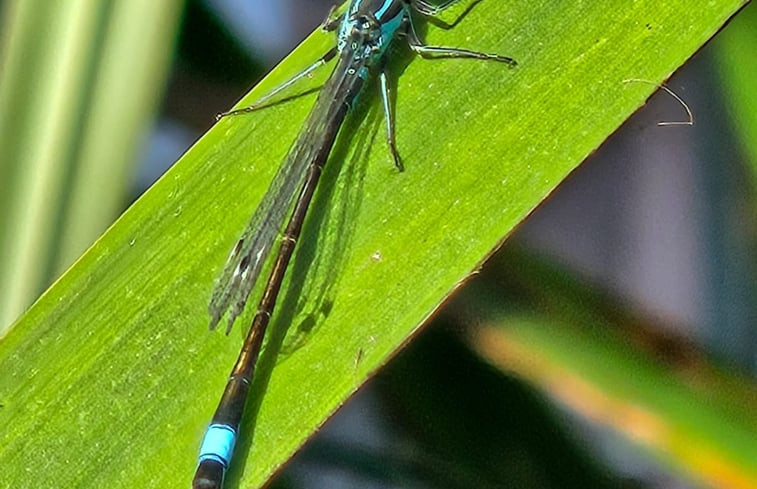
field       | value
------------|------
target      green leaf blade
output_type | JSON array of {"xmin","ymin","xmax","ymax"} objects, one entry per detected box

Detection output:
[{"xmin": 0, "ymin": 1, "xmax": 749, "ymax": 488}]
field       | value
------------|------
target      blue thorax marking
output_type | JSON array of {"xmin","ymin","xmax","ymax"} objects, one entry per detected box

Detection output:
[
  {"xmin": 377, "ymin": 6, "xmax": 405, "ymax": 46},
  {"xmin": 338, "ymin": 0, "xmax": 407, "ymax": 61},
  {"xmin": 374, "ymin": 0, "xmax": 398, "ymax": 19}
]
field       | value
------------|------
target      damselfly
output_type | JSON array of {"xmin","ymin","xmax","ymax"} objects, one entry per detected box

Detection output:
[{"xmin": 193, "ymin": 1, "xmax": 516, "ymax": 487}]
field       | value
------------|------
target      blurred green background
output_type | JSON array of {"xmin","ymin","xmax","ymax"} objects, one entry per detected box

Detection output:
[{"xmin": 0, "ymin": 1, "xmax": 755, "ymax": 488}]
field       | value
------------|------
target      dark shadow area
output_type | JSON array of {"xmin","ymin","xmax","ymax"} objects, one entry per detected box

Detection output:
[{"xmin": 268, "ymin": 325, "xmax": 636, "ymax": 489}]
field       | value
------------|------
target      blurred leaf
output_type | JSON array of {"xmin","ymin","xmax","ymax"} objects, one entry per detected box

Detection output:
[
  {"xmin": 0, "ymin": 1, "xmax": 749, "ymax": 488},
  {"xmin": 715, "ymin": 2, "xmax": 757, "ymax": 187},
  {"xmin": 463, "ymin": 248, "xmax": 757, "ymax": 489},
  {"xmin": 0, "ymin": 0, "xmax": 183, "ymax": 330}
]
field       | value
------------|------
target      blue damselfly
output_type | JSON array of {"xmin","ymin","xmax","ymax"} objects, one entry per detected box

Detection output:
[{"xmin": 193, "ymin": 1, "xmax": 516, "ymax": 487}]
